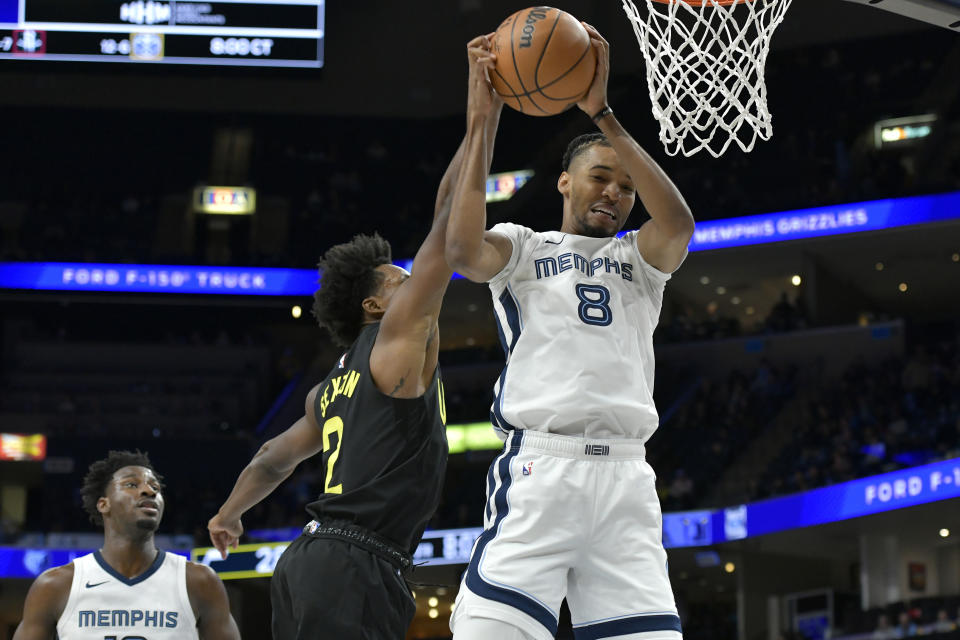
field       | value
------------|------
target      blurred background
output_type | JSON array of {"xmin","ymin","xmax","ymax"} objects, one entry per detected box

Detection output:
[{"xmin": 0, "ymin": 0, "xmax": 959, "ymax": 638}]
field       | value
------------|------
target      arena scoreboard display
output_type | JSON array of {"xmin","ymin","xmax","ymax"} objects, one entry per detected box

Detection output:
[{"xmin": 0, "ymin": 0, "xmax": 324, "ymax": 67}]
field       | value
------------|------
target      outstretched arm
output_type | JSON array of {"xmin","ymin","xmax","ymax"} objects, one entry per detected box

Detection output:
[
  {"xmin": 13, "ymin": 565, "xmax": 72, "ymax": 640},
  {"xmin": 444, "ymin": 35, "xmax": 514, "ymax": 284},
  {"xmin": 207, "ymin": 386, "xmax": 325, "ymax": 558},
  {"xmin": 370, "ymin": 34, "xmax": 504, "ymax": 398},
  {"xmin": 580, "ymin": 23, "xmax": 694, "ymax": 274},
  {"xmin": 186, "ymin": 563, "xmax": 241, "ymax": 640}
]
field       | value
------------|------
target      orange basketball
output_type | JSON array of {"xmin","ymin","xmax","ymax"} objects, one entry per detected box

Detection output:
[{"xmin": 490, "ymin": 7, "xmax": 597, "ymax": 117}]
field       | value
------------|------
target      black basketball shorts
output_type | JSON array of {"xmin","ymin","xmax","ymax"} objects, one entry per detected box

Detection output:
[{"xmin": 271, "ymin": 534, "xmax": 416, "ymax": 640}]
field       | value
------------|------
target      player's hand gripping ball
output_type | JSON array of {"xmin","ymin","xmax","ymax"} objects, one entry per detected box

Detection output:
[{"xmin": 490, "ymin": 6, "xmax": 597, "ymax": 116}]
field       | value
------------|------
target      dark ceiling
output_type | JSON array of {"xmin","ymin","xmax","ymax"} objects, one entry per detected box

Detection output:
[{"xmin": 0, "ymin": 0, "xmax": 947, "ymax": 117}]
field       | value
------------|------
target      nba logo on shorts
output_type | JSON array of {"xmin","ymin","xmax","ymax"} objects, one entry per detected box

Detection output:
[
  {"xmin": 337, "ymin": 354, "xmax": 346, "ymax": 368},
  {"xmin": 522, "ymin": 462, "xmax": 533, "ymax": 476}
]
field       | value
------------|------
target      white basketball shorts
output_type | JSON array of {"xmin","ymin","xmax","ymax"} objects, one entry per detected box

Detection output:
[{"xmin": 451, "ymin": 429, "xmax": 683, "ymax": 640}]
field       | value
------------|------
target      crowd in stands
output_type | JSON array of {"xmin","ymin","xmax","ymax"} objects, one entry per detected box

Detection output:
[
  {"xmin": 656, "ymin": 291, "xmax": 811, "ymax": 345},
  {"xmin": 6, "ymin": 317, "xmax": 958, "ymax": 540},
  {"xmin": 652, "ymin": 359, "xmax": 797, "ymax": 511},
  {"xmin": 751, "ymin": 333, "xmax": 960, "ymax": 502},
  {"xmin": 0, "ymin": 33, "xmax": 957, "ymax": 270},
  {"xmin": 831, "ymin": 596, "xmax": 960, "ymax": 639}
]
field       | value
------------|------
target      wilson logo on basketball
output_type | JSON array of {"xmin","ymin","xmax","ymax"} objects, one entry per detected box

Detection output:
[
  {"xmin": 518, "ymin": 7, "xmax": 548, "ymax": 48},
  {"xmin": 489, "ymin": 7, "xmax": 596, "ymax": 116}
]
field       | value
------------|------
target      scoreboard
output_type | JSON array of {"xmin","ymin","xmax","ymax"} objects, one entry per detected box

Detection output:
[{"xmin": 0, "ymin": 0, "xmax": 324, "ymax": 67}]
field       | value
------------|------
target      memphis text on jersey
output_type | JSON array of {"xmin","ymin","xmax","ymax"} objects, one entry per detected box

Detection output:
[
  {"xmin": 318, "ymin": 369, "xmax": 361, "ymax": 418},
  {"xmin": 78, "ymin": 609, "xmax": 180, "ymax": 628},
  {"xmin": 534, "ymin": 253, "xmax": 633, "ymax": 281}
]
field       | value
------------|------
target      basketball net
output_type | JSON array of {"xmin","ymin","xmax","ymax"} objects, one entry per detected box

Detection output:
[{"xmin": 621, "ymin": 0, "xmax": 793, "ymax": 157}]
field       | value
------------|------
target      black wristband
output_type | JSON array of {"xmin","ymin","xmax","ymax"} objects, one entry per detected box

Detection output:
[{"xmin": 591, "ymin": 106, "xmax": 613, "ymax": 123}]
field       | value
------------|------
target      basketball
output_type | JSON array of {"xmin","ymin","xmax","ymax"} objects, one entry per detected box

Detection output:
[{"xmin": 489, "ymin": 7, "xmax": 597, "ymax": 116}]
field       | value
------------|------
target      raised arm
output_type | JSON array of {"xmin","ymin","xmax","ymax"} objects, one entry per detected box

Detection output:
[
  {"xmin": 580, "ymin": 23, "xmax": 694, "ymax": 274},
  {"xmin": 207, "ymin": 386, "xmax": 325, "ymax": 558},
  {"xmin": 186, "ymin": 562, "xmax": 241, "ymax": 640},
  {"xmin": 13, "ymin": 565, "xmax": 72, "ymax": 640},
  {"xmin": 369, "ymin": 35, "xmax": 504, "ymax": 398},
  {"xmin": 444, "ymin": 35, "xmax": 514, "ymax": 284}
]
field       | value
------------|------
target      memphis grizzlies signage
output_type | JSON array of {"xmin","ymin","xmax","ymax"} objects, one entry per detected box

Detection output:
[{"xmin": 617, "ymin": 191, "xmax": 960, "ymax": 252}]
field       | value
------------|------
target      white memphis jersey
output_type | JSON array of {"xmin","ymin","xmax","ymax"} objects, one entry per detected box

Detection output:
[
  {"xmin": 57, "ymin": 550, "xmax": 198, "ymax": 639},
  {"xmin": 487, "ymin": 222, "xmax": 671, "ymax": 441}
]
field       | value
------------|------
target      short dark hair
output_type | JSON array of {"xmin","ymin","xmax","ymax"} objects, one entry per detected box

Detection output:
[
  {"xmin": 312, "ymin": 233, "xmax": 393, "ymax": 347},
  {"xmin": 562, "ymin": 132, "xmax": 613, "ymax": 171},
  {"xmin": 81, "ymin": 450, "xmax": 163, "ymax": 527}
]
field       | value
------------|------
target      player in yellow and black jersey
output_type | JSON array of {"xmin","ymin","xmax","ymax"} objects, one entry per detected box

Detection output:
[{"xmin": 206, "ymin": 44, "xmax": 504, "ymax": 639}]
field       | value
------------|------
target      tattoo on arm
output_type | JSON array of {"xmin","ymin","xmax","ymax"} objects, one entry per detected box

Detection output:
[{"xmin": 390, "ymin": 370, "xmax": 412, "ymax": 397}]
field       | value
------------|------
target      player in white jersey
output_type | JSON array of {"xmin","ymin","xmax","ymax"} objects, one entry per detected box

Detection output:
[
  {"xmin": 13, "ymin": 450, "xmax": 239, "ymax": 640},
  {"xmin": 445, "ymin": 28, "xmax": 695, "ymax": 640}
]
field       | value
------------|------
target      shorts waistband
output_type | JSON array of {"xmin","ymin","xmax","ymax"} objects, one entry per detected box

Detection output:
[
  {"xmin": 509, "ymin": 429, "xmax": 646, "ymax": 460},
  {"xmin": 302, "ymin": 519, "xmax": 412, "ymax": 570}
]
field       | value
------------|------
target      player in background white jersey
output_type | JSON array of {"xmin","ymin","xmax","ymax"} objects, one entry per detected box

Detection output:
[
  {"xmin": 446, "ymin": 27, "xmax": 695, "ymax": 640},
  {"xmin": 14, "ymin": 450, "xmax": 239, "ymax": 640}
]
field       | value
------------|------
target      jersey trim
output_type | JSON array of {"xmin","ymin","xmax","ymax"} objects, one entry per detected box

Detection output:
[
  {"xmin": 56, "ymin": 557, "xmax": 85, "ymax": 637},
  {"xmin": 572, "ymin": 613, "xmax": 683, "ymax": 639},
  {"xmin": 175, "ymin": 554, "xmax": 199, "ymax": 631},
  {"xmin": 93, "ymin": 549, "xmax": 166, "ymax": 586},
  {"xmin": 465, "ymin": 431, "xmax": 559, "ymax": 637},
  {"xmin": 491, "ymin": 286, "xmax": 522, "ymax": 433}
]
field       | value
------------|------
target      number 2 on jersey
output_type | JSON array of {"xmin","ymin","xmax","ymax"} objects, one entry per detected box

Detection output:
[
  {"xmin": 575, "ymin": 284, "xmax": 612, "ymax": 326},
  {"xmin": 322, "ymin": 416, "xmax": 343, "ymax": 494}
]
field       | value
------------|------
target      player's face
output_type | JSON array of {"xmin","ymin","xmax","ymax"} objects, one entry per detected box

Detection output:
[
  {"xmin": 372, "ymin": 263, "xmax": 410, "ymax": 312},
  {"xmin": 101, "ymin": 466, "xmax": 164, "ymax": 532},
  {"xmin": 558, "ymin": 144, "xmax": 636, "ymax": 238}
]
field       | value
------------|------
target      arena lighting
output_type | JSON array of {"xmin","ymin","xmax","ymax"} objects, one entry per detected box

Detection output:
[
  {"xmin": 193, "ymin": 186, "xmax": 256, "ymax": 215},
  {"xmin": 486, "ymin": 170, "xmax": 534, "ymax": 202},
  {"xmin": 940, "ymin": 528, "xmax": 950, "ymax": 537},
  {"xmin": 0, "ymin": 433, "xmax": 46, "ymax": 461},
  {"xmin": 428, "ymin": 597, "xmax": 438, "ymax": 607},
  {"xmin": 428, "ymin": 609, "xmax": 439, "ymax": 619},
  {"xmin": 899, "ymin": 282, "xmax": 909, "ymax": 292},
  {"xmin": 291, "ymin": 305, "xmax": 302, "ymax": 319},
  {"xmin": 724, "ymin": 562, "xmax": 736, "ymax": 573},
  {"xmin": 791, "ymin": 275, "xmax": 802, "ymax": 286},
  {"xmin": 446, "ymin": 422, "xmax": 505, "ymax": 454},
  {"xmin": 873, "ymin": 114, "xmax": 937, "ymax": 149}
]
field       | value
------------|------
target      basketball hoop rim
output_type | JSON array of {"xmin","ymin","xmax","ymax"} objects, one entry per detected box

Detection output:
[{"xmin": 651, "ymin": 0, "xmax": 751, "ymax": 6}]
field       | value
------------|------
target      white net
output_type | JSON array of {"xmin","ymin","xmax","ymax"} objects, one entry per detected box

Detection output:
[{"xmin": 621, "ymin": 0, "xmax": 794, "ymax": 157}]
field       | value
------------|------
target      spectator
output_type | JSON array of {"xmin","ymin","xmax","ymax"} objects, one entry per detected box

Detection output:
[
  {"xmin": 932, "ymin": 609, "xmax": 956, "ymax": 634},
  {"xmin": 893, "ymin": 611, "xmax": 917, "ymax": 638},
  {"xmin": 872, "ymin": 614, "xmax": 895, "ymax": 640}
]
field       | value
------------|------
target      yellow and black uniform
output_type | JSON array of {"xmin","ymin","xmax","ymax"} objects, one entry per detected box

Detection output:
[{"xmin": 271, "ymin": 322, "xmax": 448, "ymax": 640}]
